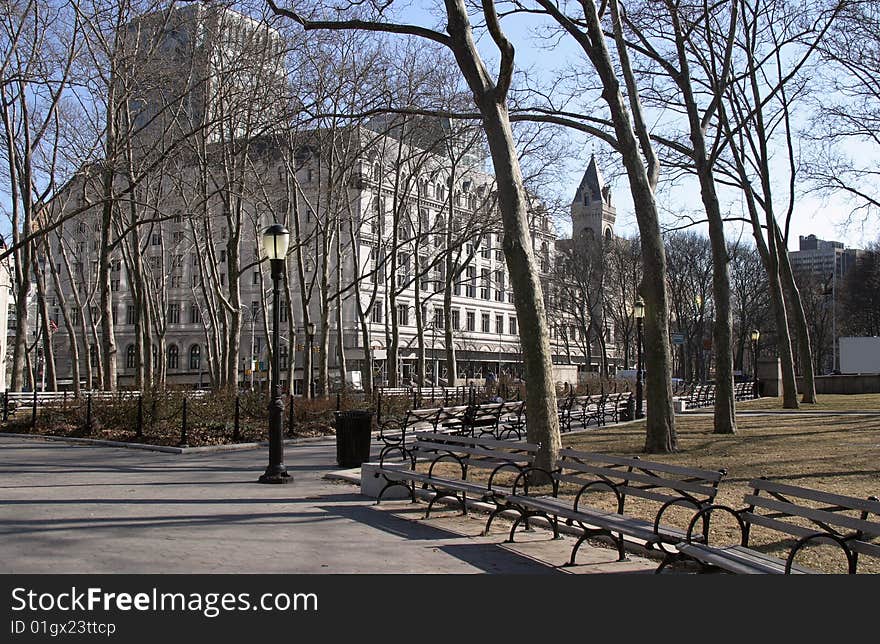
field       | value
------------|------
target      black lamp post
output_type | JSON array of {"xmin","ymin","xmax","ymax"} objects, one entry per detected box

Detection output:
[
  {"xmin": 307, "ymin": 321, "xmax": 315, "ymax": 398},
  {"xmin": 259, "ymin": 224, "xmax": 292, "ymax": 484},
  {"xmin": 634, "ymin": 296, "xmax": 645, "ymax": 419},
  {"xmin": 751, "ymin": 329, "xmax": 760, "ymax": 398}
]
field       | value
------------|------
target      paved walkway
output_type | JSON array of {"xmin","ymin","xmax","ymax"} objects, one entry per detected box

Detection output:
[{"xmin": 0, "ymin": 435, "xmax": 656, "ymax": 574}]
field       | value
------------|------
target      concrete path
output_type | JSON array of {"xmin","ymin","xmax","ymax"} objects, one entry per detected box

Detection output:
[{"xmin": 0, "ymin": 436, "xmax": 656, "ymax": 574}]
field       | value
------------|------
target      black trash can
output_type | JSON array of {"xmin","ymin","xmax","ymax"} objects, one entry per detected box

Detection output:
[
  {"xmin": 620, "ymin": 396, "xmax": 635, "ymax": 422},
  {"xmin": 334, "ymin": 410, "xmax": 374, "ymax": 468}
]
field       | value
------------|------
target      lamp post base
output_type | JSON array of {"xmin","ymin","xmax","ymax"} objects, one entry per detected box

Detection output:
[{"xmin": 258, "ymin": 466, "xmax": 292, "ymax": 484}]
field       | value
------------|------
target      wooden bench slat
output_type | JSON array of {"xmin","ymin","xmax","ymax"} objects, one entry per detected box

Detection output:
[
  {"xmin": 749, "ymin": 479, "xmax": 880, "ymax": 514},
  {"xmin": 744, "ymin": 495, "xmax": 880, "ymax": 536},
  {"xmin": 413, "ymin": 442, "xmax": 536, "ymax": 463},
  {"xmin": 560, "ymin": 449, "xmax": 725, "ymax": 481},
  {"xmin": 415, "ymin": 432, "xmax": 540, "ymax": 451}
]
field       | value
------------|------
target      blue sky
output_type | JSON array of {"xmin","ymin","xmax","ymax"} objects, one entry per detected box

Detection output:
[
  {"xmin": 395, "ymin": 1, "xmax": 873, "ymax": 251},
  {"xmin": 3, "ymin": 1, "xmax": 873, "ymax": 252}
]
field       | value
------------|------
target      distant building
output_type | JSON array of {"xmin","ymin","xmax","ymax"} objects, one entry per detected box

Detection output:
[
  {"xmin": 788, "ymin": 234, "xmax": 864, "ymax": 281},
  {"xmin": 789, "ymin": 234, "xmax": 866, "ymax": 373}
]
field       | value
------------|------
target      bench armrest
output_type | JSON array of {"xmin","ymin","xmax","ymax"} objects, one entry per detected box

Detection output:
[
  {"xmin": 652, "ymin": 496, "xmax": 706, "ymax": 547},
  {"xmin": 786, "ymin": 532, "xmax": 857, "ymax": 574},
  {"xmin": 509, "ymin": 467, "xmax": 560, "ymax": 496},
  {"xmin": 684, "ymin": 504, "xmax": 747, "ymax": 545},
  {"xmin": 573, "ymin": 479, "xmax": 622, "ymax": 514},
  {"xmin": 427, "ymin": 452, "xmax": 467, "ymax": 481},
  {"xmin": 378, "ymin": 445, "xmax": 416, "ymax": 469}
]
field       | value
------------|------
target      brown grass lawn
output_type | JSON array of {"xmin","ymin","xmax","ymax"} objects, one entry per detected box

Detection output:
[
  {"xmin": 561, "ymin": 412, "xmax": 880, "ymax": 573},
  {"xmin": 736, "ymin": 393, "xmax": 880, "ymax": 411}
]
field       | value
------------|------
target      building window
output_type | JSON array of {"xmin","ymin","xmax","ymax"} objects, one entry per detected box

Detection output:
[
  {"xmin": 370, "ymin": 303, "xmax": 383, "ymax": 323},
  {"xmin": 167, "ymin": 344, "xmax": 179, "ymax": 370},
  {"xmin": 126, "ymin": 305, "xmax": 136, "ymax": 325},
  {"xmin": 466, "ymin": 311, "xmax": 475, "ymax": 332},
  {"xmin": 168, "ymin": 302, "xmax": 180, "ymax": 324},
  {"xmin": 466, "ymin": 266, "xmax": 476, "ymax": 298},
  {"xmin": 397, "ymin": 303, "xmax": 409, "ymax": 327},
  {"xmin": 90, "ymin": 345, "xmax": 98, "ymax": 368},
  {"xmin": 480, "ymin": 268, "xmax": 490, "ymax": 300},
  {"xmin": 172, "ymin": 231, "xmax": 184, "ymax": 244},
  {"xmin": 481, "ymin": 313, "xmax": 490, "ymax": 333},
  {"xmin": 279, "ymin": 344, "xmax": 288, "ymax": 370},
  {"xmin": 451, "ymin": 309, "xmax": 460, "ymax": 330},
  {"xmin": 190, "ymin": 345, "xmax": 201, "ymax": 370},
  {"xmin": 496, "ymin": 315, "xmax": 504, "ymax": 335},
  {"xmin": 126, "ymin": 345, "xmax": 136, "ymax": 369},
  {"xmin": 111, "ymin": 278, "xmax": 120, "ymax": 291},
  {"xmin": 280, "ymin": 300, "xmax": 289, "ymax": 323},
  {"xmin": 435, "ymin": 308, "xmax": 444, "ymax": 329},
  {"xmin": 251, "ymin": 300, "xmax": 260, "ymax": 322},
  {"xmin": 495, "ymin": 270, "xmax": 505, "ymax": 302},
  {"xmin": 509, "ymin": 316, "xmax": 518, "ymax": 335},
  {"xmin": 170, "ymin": 274, "xmax": 182, "ymax": 288},
  {"xmin": 189, "ymin": 304, "xmax": 201, "ymax": 324},
  {"xmin": 151, "ymin": 233, "xmax": 161, "ymax": 246},
  {"xmin": 252, "ymin": 270, "xmax": 260, "ymax": 285}
]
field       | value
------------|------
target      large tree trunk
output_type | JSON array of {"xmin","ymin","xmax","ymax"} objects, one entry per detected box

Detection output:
[{"xmin": 478, "ymin": 104, "xmax": 561, "ymax": 470}]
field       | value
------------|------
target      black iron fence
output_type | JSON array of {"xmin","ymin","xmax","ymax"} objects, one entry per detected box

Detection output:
[{"xmin": 1, "ymin": 389, "xmax": 370, "ymax": 447}]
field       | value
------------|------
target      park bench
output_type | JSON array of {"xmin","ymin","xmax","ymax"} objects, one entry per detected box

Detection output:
[
  {"xmin": 466, "ymin": 402, "xmax": 505, "ymax": 438},
  {"xmin": 683, "ymin": 383, "xmax": 715, "ymax": 409},
  {"xmin": 436, "ymin": 404, "xmax": 472, "ymax": 435},
  {"xmin": 676, "ymin": 479, "xmax": 880, "ymax": 574},
  {"xmin": 485, "ymin": 448, "xmax": 727, "ymax": 570},
  {"xmin": 602, "ymin": 392, "xmax": 633, "ymax": 423},
  {"xmin": 372, "ymin": 432, "xmax": 541, "ymax": 519},
  {"xmin": 496, "ymin": 400, "xmax": 526, "ymax": 440},
  {"xmin": 377, "ymin": 407, "xmax": 443, "ymax": 460},
  {"xmin": 733, "ymin": 381, "xmax": 757, "ymax": 401},
  {"xmin": 557, "ymin": 394, "xmax": 576, "ymax": 433},
  {"xmin": 572, "ymin": 394, "xmax": 605, "ymax": 429}
]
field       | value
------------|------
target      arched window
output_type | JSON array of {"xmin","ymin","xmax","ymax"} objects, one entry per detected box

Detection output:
[
  {"xmin": 167, "ymin": 344, "xmax": 179, "ymax": 370},
  {"xmin": 189, "ymin": 345, "xmax": 201, "ymax": 370},
  {"xmin": 126, "ymin": 345, "xmax": 136, "ymax": 369},
  {"xmin": 605, "ymin": 227, "xmax": 613, "ymax": 242}
]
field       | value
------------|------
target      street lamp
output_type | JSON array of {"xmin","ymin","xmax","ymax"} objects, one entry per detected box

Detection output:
[
  {"xmin": 634, "ymin": 296, "xmax": 645, "ymax": 419},
  {"xmin": 259, "ymin": 223, "xmax": 292, "ymax": 484},
  {"xmin": 750, "ymin": 329, "xmax": 761, "ymax": 398}
]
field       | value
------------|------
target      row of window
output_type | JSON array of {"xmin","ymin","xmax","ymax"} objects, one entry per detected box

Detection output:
[
  {"xmin": 369, "ymin": 304, "xmax": 518, "ymax": 335},
  {"xmin": 124, "ymin": 343, "xmax": 298, "ymax": 372}
]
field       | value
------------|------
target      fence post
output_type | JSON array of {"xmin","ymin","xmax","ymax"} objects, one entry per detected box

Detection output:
[
  {"xmin": 233, "ymin": 394, "xmax": 241, "ymax": 442},
  {"xmin": 32, "ymin": 388, "xmax": 38, "ymax": 430},
  {"xmin": 2, "ymin": 390, "xmax": 7, "ymax": 422},
  {"xmin": 411, "ymin": 387, "xmax": 417, "ymax": 410},
  {"xmin": 179, "ymin": 395, "xmax": 188, "ymax": 447},
  {"xmin": 85, "ymin": 393, "xmax": 92, "ymax": 435},
  {"xmin": 136, "ymin": 395, "xmax": 144, "ymax": 439}
]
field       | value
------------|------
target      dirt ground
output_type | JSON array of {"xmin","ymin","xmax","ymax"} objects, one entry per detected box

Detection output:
[{"xmin": 561, "ymin": 410, "xmax": 880, "ymax": 573}]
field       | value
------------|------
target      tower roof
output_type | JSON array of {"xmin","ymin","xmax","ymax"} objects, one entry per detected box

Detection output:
[{"xmin": 574, "ymin": 154, "xmax": 605, "ymax": 204}]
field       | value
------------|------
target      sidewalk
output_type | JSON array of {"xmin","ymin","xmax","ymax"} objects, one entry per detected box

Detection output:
[{"xmin": 0, "ymin": 435, "xmax": 655, "ymax": 574}]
